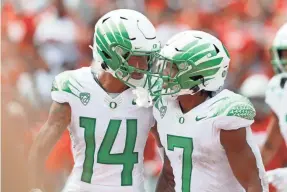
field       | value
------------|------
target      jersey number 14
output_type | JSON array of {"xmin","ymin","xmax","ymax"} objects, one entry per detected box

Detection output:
[{"xmin": 80, "ymin": 117, "xmax": 138, "ymax": 186}]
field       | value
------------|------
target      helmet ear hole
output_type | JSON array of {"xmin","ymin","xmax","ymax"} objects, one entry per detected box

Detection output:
[
  {"xmin": 189, "ymin": 75, "xmax": 204, "ymax": 82},
  {"xmin": 189, "ymin": 75, "xmax": 206, "ymax": 86},
  {"xmin": 101, "ymin": 62, "xmax": 109, "ymax": 70}
]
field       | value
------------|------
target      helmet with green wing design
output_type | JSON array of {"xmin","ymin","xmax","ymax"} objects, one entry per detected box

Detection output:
[
  {"xmin": 150, "ymin": 30, "xmax": 230, "ymax": 97},
  {"xmin": 91, "ymin": 9, "xmax": 160, "ymax": 88},
  {"xmin": 271, "ymin": 23, "xmax": 287, "ymax": 74}
]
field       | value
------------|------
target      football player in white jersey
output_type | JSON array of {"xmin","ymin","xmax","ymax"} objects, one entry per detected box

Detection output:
[
  {"xmin": 28, "ymin": 9, "xmax": 160, "ymax": 192},
  {"xmin": 261, "ymin": 23, "xmax": 287, "ymax": 191},
  {"xmin": 149, "ymin": 30, "xmax": 268, "ymax": 192}
]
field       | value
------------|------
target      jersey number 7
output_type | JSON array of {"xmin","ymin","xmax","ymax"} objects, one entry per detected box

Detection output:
[
  {"xmin": 167, "ymin": 135, "xmax": 194, "ymax": 192},
  {"xmin": 79, "ymin": 117, "xmax": 138, "ymax": 186}
]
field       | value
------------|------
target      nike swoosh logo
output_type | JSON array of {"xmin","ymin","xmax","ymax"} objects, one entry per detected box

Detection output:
[{"xmin": 195, "ymin": 116, "xmax": 207, "ymax": 121}]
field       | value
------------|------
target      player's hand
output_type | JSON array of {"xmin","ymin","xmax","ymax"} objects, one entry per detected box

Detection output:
[
  {"xmin": 132, "ymin": 87, "xmax": 153, "ymax": 108},
  {"xmin": 266, "ymin": 168, "xmax": 287, "ymax": 192}
]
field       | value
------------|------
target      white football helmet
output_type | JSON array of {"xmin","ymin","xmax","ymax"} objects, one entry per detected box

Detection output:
[
  {"xmin": 150, "ymin": 30, "xmax": 230, "ymax": 97},
  {"xmin": 240, "ymin": 74, "xmax": 269, "ymax": 98},
  {"xmin": 271, "ymin": 23, "xmax": 287, "ymax": 73},
  {"xmin": 91, "ymin": 9, "xmax": 160, "ymax": 88}
]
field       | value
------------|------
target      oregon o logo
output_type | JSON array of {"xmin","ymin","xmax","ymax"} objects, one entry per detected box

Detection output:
[
  {"xmin": 109, "ymin": 102, "xmax": 117, "ymax": 109},
  {"xmin": 153, "ymin": 44, "xmax": 157, "ymax": 48},
  {"xmin": 179, "ymin": 117, "xmax": 185, "ymax": 124}
]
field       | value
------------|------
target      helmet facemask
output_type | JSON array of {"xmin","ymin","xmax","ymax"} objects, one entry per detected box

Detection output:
[
  {"xmin": 149, "ymin": 55, "xmax": 210, "ymax": 97},
  {"xmin": 92, "ymin": 9, "xmax": 161, "ymax": 89},
  {"xmin": 113, "ymin": 45, "xmax": 159, "ymax": 88},
  {"xmin": 271, "ymin": 46, "xmax": 287, "ymax": 74}
]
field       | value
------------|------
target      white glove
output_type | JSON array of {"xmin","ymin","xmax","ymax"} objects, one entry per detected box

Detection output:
[
  {"xmin": 266, "ymin": 168, "xmax": 287, "ymax": 192},
  {"xmin": 132, "ymin": 87, "xmax": 153, "ymax": 108}
]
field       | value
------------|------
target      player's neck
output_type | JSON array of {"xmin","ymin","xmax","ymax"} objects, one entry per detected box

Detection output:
[
  {"xmin": 178, "ymin": 91, "xmax": 209, "ymax": 114},
  {"xmin": 98, "ymin": 72, "xmax": 129, "ymax": 93}
]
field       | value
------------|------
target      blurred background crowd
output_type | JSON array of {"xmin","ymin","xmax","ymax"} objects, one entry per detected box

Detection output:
[{"xmin": 1, "ymin": 0, "xmax": 287, "ymax": 191}]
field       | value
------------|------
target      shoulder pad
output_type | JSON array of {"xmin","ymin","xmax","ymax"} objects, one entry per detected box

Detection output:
[
  {"xmin": 209, "ymin": 94, "xmax": 255, "ymax": 121},
  {"xmin": 225, "ymin": 102, "xmax": 255, "ymax": 120},
  {"xmin": 51, "ymin": 71, "xmax": 84, "ymax": 97}
]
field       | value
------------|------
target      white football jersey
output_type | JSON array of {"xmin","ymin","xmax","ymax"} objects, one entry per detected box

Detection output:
[
  {"xmin": 265, "ymin": 73, "xmax": 287, "ymax": 143},
  {"xmin": 154, "ymin": 89, "xmax": 268, "ymax": 192},
  {"xmin": 51, "ymin": 67, "xmax": 155, "ymax": 192}
]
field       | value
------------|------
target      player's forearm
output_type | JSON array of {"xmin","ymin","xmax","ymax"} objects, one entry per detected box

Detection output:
[
  {"xmin": 155, "ymin": 171, "xmax": 175, "ymax": 192},
  {"xmin": 28, "ymin": 124, "xmax": 51, "ymax": 190},
  {"xmin": 28, "ymin": 122, "xmax": 67, "ymax": 189},
  {"xmin": 228, "ymin": 151, "xmax": 264, "ymax": 191},
  {"xmin": 28, "ymin": 102, "xmax": 70, "ymax": 190},
  {"xmin": 156, "ymin": 151, "xmax": 175, "ymax": 192},
  {"xmin": 245, "ymin": 172, "xmax": 263, "ymax": 192},
  {"xmin": 221, "ymin": 129, "xmax": 265, "ymax": 191},
  {"xmin": 231, "ymin": 159, "xmax": 264, "ymax": 192},
  {"xmin": 28, "ymin": 148, "xmax": 46, "ymax": 190},
  {"xmin": 228, "ymin": 156, "xmax": 263, "ymax": 191}
]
